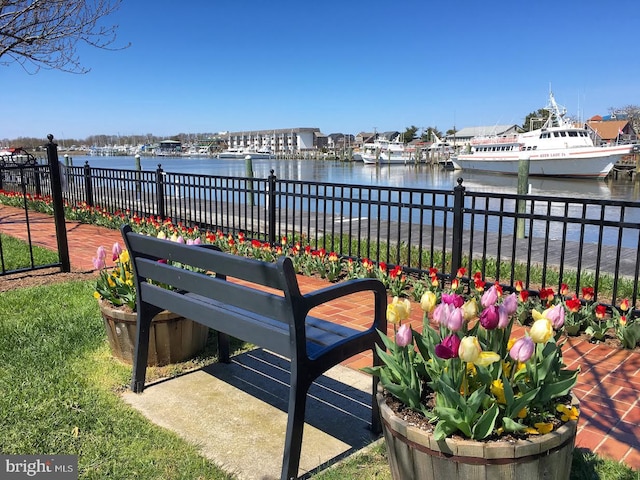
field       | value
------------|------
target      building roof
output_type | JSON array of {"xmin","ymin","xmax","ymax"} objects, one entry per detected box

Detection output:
[
  {"xmin": 586, "ymin": 120, "xmax": 630, "ymax": 140},
  {"xmin": 449, "ymin": 125, "xmax": 521, "ymax": 139}
]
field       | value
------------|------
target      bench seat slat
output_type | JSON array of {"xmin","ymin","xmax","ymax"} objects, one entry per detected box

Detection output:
[
  {"xmin": 140, "ymin": 284, "xmax": 292, "ymax": 356},
  {"xmin": 125, "ymin": 233, "xmax": 287, "ymax": 290},
  {"xmin": 135, "ymin": 258, "xmax": 292, "ymax": 324}
]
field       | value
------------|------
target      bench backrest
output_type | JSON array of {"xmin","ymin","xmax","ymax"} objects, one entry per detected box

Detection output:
[{"xmin": 121, "ymin": 225, "xmax": 306, "ymax": 356}]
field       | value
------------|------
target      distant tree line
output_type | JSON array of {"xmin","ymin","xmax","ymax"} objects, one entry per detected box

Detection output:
[{"xmin": 0, "ymin": 133, "xmax": 226, "ymax": 150}]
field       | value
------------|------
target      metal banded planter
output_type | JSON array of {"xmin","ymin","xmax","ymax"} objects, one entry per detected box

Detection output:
[
  {"xmin": 99, "ymin": 299, "xmax": 209, "ymax": 366},
  {"xmin": 378, "ymin": 393, "xmax": 578, "ymax": 480}
]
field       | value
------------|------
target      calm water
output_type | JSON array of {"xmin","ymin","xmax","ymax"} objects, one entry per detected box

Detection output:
[
  {"xmin": 68, "ymin": 155, "xmax": 640, "ymax": 202},
  {"xmin": 63, "ymin": 155, "xmax": 640, "ymax": 249}
]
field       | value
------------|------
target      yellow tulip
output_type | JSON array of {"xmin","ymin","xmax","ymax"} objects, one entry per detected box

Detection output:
[
  {"xmin": 461, "ymin": 298, "xmax": 478, "ymax": 321},
  {"xmin": 458, "ymin": 336, "xmax": 481, "ymax": 363},
  {"xmin": 475, "ymin": 351, "xmax": 501, "ymax": 367},
  {"xmin": 530, "ymin": 318, "xmax": 553, "ymax": 343},
  {"xmin": 387, "ymin": 297, "xmax": 411, "ymax": 325},
  {"xmin": 420, "ymin": 291, "xmax": 437, "ymax": 313}
]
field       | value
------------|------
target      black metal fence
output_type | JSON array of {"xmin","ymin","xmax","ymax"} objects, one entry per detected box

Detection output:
[{"xmin": 5, "ymin": 159, "xmax": 640, "ymax": 309}]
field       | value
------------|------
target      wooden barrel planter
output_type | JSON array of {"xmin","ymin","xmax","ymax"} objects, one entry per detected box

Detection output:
[
  {"xmin": 99, "ymin": 299, "xmax": 209, "ymax": 366},
  {"xmin": 377, "ymin": 393, "xmax": 578, "ymax": 480}
]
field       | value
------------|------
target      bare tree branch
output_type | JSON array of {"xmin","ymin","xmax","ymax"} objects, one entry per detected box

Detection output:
[{"xmin": 0, "ymin": 0, "xmax": 128, "ymax": 74}]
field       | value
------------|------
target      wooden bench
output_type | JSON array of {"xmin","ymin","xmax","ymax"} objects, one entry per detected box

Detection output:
[{"xmin": 121, "ymin": 225, "xmax": 388, "ymax": 480}]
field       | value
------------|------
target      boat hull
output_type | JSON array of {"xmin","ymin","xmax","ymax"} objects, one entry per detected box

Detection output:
[
  {"xmin": 218, "ymin": 152, "xmax": 274, "ymax": 159},
  {"xmin": 451, "ymin": 145, "xmax": 631, "ymax": 178},
  {"xmin": 361, "ymin": 153, "xmax": 415, "ymax": 164}
]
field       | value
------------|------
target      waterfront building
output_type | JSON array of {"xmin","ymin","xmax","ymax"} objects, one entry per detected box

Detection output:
[
  {"xmin": 586, "ymin": 116, "xmax": 637, "ymax": 145},
  {"xmin": 225, "ymin": 128, "xmax": 323, "ymax": 154}
]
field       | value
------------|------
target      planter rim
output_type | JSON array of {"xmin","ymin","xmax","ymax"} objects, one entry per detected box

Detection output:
[
  {"xmin": 98, "ymin": 298, "xmax": 180, "ymax": 323},
  {"xmin": 377, "ymin": 392, "xmax": 578, "ymax": 463}
]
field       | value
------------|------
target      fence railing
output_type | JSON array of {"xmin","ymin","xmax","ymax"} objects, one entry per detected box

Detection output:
[
  {"xmin": 5, "ymin": 161, "xmax": 640, "ymax": 309},
  {"xmin": 0, "ymin": 138, "xmax": 70, "ymax": 275}
]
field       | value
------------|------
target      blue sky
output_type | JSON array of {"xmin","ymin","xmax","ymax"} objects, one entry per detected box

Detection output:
[{"xmin": 2, "ymin": 0, "xmax": 638, "ymax": 141}]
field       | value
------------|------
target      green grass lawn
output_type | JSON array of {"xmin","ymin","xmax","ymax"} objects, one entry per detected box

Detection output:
[{"xmin": 1, "ymin": 233, "xmax": 60, "ymax": 271}]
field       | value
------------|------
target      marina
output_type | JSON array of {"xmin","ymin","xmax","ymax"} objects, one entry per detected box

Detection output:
[{"xmin": 66, "ymin": 154, "xmax": 640, "ymax": 203}]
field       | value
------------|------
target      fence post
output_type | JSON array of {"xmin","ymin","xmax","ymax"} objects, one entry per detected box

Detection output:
[
  {"xmin": 34, "ymin": 165, "xmax": 42, "ymax": 196},
  {"xmin": 83, "ymin": 161, "xmax": 94, "ymax": 206},
  {"xmin": 268, "ymin": 169, "xmax": 276, "ymax": 245},
  {"xmin": 135, "ymin": 154, "xmax": 141, "ymax": 198},
  {"xmin": 156, "ymin": 164, "xmax": 165, "ymax": 220},
  {"xmin": 451, "ymin": 177, "xmax": 465, "ymax": 277},
  {"xmin": 45, "ymin": 134, "xmax": 71, "ymax": 272},
  {"xmin": 245, "ymin": 154, "xmax": 255, "ymax": 207}
]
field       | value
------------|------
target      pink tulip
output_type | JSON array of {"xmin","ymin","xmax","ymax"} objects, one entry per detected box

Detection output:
[
  {"xmin": 509, "ymin": 337, "xmax": 534, "ymax": 362},
  {"xmin": 444, "ymin": 307, "xmax": 464, "ymax": 331},
  {"xmin": 92, "ymin": 247, "xmax": 106, "ymax": 270},
  {"xmin": 111, "ymin": 242, "xmax": 122, "ymax": 261},
  {"xmin": 545, "ymin": 304, "xmax": 565, "ymax": 329},
  {"xmin": 481, "ymin": 285, "xmax": 499, "ymax": 307},
  {"xmin": 501, "ymin": 293, "xmax": 518, "ymax": 315},
  {"xmin": 396, "ymin": 324, "xmax": 412, "ymax": 347},
  {"xmin": 432, "ymin": 303, "xmax": 451, "ymax": 326},
  {"xmin": 497, "ymin": 305, "xmax": 510, "ymax": 328},
  {"xmin": 442, "ymin": 293, "xmax": 464, "ymax": 308}
]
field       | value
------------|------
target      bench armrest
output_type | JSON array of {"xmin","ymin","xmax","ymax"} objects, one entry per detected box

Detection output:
[{"xmin": 302, "ymin": 278, "xmax": 387, "ymax": 331}]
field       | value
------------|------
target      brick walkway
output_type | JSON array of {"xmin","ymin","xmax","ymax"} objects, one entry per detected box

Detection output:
[{"xmin": 1, "ymin": 204, "xmax": 639, "ymax": 471}]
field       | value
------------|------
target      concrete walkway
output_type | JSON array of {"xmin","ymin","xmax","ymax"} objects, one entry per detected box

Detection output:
[{"xmin": 1, "ymin": 204, "xmax": 639, "ymax": 474}]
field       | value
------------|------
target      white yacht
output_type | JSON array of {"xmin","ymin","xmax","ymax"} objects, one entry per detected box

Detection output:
[{"xmin": 451, "ymin": 92, "xmax": 634, "ymax": 178}]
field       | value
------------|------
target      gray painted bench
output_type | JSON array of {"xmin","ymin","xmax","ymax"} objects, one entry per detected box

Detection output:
[{"xmin": 121, "ymin": 225, "xmax": 388, "ymax": 480}]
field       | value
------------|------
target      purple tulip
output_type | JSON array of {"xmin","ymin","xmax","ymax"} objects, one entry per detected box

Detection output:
[
  {"xmin": 481, "ymin": 285, "xmax": 499, "ymax": 307},
  {"xmin": 479, "ymin": 305, "xmax": 500, "ymax": 330},
  {"xmin": 442, "ymin": 293, "xmax": 464, "ymax": 308},
  {"xmin": 435, "ymin": 334, "xmax": 461, "ymax": 359},
  {"xmin": 501, "ymin": 293, "xmax": 518, "ymax": 315},
  {"xmin": 509, "ymin": 337, "xmax": 534, "ymax": 362},
  {"xmin": 396, "ymin": 324, "xmax": 412, "ymax": 347}
]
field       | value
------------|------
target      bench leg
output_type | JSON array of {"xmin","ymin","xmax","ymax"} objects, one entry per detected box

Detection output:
[
  {"xmin": 281, "ymin": 377, "xmax": 310, "ymax": 480},
  {"xmin": 371, "ymin": 376, "xmax": 381, "ymax": 434},
  {"xmin": 370, "ymin": 344, "xmax": 383, "ymax": 433},
  {"xmin": 130, "ymin": 305, "xmax": 154, "ymax": 393},
  {"xmin": 217, "ymin": 331, "xmax": 230, "ymax": 363}
]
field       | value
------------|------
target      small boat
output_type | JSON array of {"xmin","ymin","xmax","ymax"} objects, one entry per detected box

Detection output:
[
  {"xmin": 450, "ymin": 92, "xmax": 635, "ymax": 178},
  {"xmin": 217, "ymin": 147, "xmax": 245, "ymax": 159},
  {"xmin": 218, "ymin": 147, "xmax": 274, "ymax": 159},
  {"xmin": 361, "ymin": 138, "xmax": 415, "ymax": 164},
  {"xmin": 427, "ymin": 133, "xmax": 456, "ymax": 169}
]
